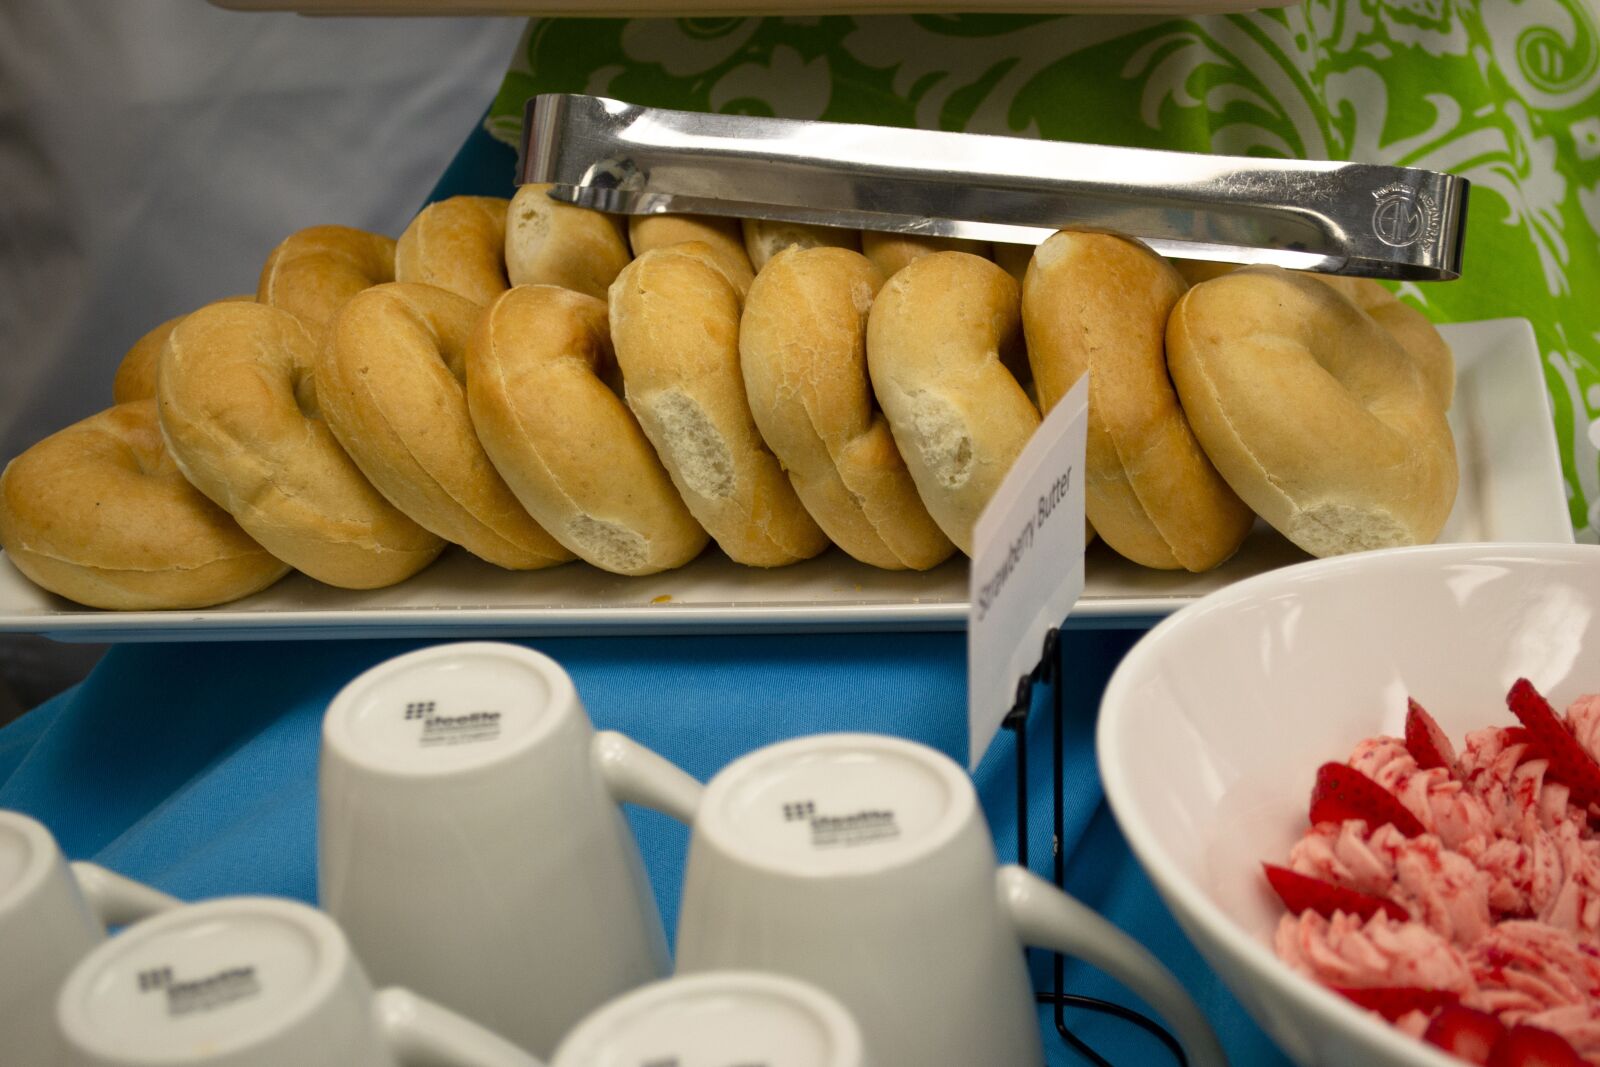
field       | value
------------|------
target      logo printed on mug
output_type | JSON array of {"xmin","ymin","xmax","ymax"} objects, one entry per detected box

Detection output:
[
  {"xmin": 780, "ymin": 799, "xmax": 900, "ymax": 849},
  {"xmin": 137, "ymin": 962, "xmax": 263, "ymax": 1016},
  {"xmin": 400, "ymin": 698, "xmax": 505, "ymax": 748},
  {"xmin": 675, "ymin": 734, "xmax": 1224, "ymax": 1067},
  {"xmin": 55, "ymin": 896, "xmax": 541, "ymax": 1067}
]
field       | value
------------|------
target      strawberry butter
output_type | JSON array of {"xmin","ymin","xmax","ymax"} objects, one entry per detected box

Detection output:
[{"xmin": 1267, "ymin": 681, "xmax": 1600, "ymax": 1064}]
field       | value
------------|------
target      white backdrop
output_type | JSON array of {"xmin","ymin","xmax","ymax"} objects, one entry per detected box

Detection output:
[
  {"xmin": 0, "ymin": 2, "xmax": 520, "ymax": 710},
  {"xmin": 0, "ymin": 1, "xmax": 520, "ymax": 462}
]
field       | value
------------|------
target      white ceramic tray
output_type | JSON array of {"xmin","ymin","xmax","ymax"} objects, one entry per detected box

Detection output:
[{"xmin": 0, "ymin": 319, "xmax": 1571, "ymax": 642}]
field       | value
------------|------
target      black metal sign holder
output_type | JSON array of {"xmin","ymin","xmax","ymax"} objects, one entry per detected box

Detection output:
[{"xmin": 1001, "ymin": 627, "xmax": 1187, "ymax": 1067}]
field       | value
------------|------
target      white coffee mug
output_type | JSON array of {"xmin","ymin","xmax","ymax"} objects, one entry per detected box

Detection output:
[
  {"xmin": 674, "ymin": 733, "xmax": 1227, "ymax": 1067},
  {"xmin": 549, "ymin": 971, "xmax": 869, "ymax": 1067},
  {"xmin": 0, "ymin": 809, "xmax": 179, "ymax": 1067},
  {"xmin": 319, "ymin": 641, "xmax": 703, "ymax": 1057},
  {"xmin": 55, "ymin": 896, "xmax": 542, "ymax": 1067}
]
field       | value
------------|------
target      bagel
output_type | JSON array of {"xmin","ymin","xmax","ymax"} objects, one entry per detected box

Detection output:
[
  {"xmin": 395, "ymin": 196, "xmax": 510, "ymax": 306},
  {"xmin": 1166, "ymin": 262, "xmax": 1455, "ymax": 411},
  {"xmin": 113, "ymin": 295, "xmax": 253, "ymax": 404},
  {"xmin": 157, "ymin": 301, "xmax": 444, "ymax": 588},
  {"xmin": 609, "ymin": 246, "xmax": 828, "ymax": 566},
  {"xmin": 505, "ymin": 183, "xmax": 632, "ymax": 300},
  {"xmin": 740, "ymin": 247, "xmax": 954, "ymax": 570},
  {"xmin": 627, "ymin": 214, "xmax": 754, "ymax": 298},
  {"xmin": 0, "ymin": 400, "xmax": 288, "ymax": 610},
  {"xmin": 740, "ymin": 220, "xmax": 858, "ymax": 272},
  {"xmin": 257, "ymin": 225, "xmax": 396, "ymax": 331},
  {"xmin": 1309, "ymin": 276, "xmax": 1454, "ymax": 410},
  {"xmin": 467, "ymin": 285, "xmax": 708, "ymax": 575},
  {"xmin": 1167, "ymin": 267, "xmax": 1458, "ymax": 558},
  {"xmin": 1022, "ymin": 232, "xmax": 1252, "ymax": 571},
  {"xmin": 866, "ymin": 251, "xmax": 1037, "ymax": 555},
  {"xmin": 319, "ymin": 282, "xmax": 572, "ymax": 570},
  {"xmin": 861, "ymin": 232, "xmax": 992, "ymax": 279}
]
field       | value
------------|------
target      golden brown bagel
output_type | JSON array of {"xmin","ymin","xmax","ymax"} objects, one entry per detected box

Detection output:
[
  {"xmin": 0, "ymin": 401, "xmax": 289, "ymax": 610},
  {"xmin": 504, "ymin": 184, "xmax": 632, "ymax": 300},
  {"xmin": 1023, "ymin": 232, "xmax": 1253, "ymax": 572},
  {"xmin": 1167, "ymin": 267, "xmax": 1458, "ymax": 557},
  {"xmin": 740, "ymin": 220, "xmax": 858, "ymax": 272},
  {"xmin": 258, "ymin": 225, "xmax": 396, "ymax": 332},
  {"xmin": 319, "ymin": 282, "xmax": 571, "ymax": 570},
  {"xmin": 113, "ymin": 295, "xmax": 254, "ymax": 404},
  {"xmin": 395, "ymin": 196, "xmax": 510, "ymax": 306},
  {"xmin": 740, "ymin": 247, "xmax": 954, "ymax": 570},
  {"xmin": 1164, "ymin": 263, "xmax": 1454, "ymax": 410},
  {"xmin": 1309, "ymin": 276, "xmax": 1454, "ymax": 410},
  {"xmin": 627, "ymin": 214, "xmax": 754, "ymax": 298},
  {"xmin": 866, "ymin": 252, "xmax": 1037, "ymax": 555},
  {"xmin": 467, "ymin": 285, "xmax": 708, "ymax": 576},
  {"xmin": 609, "ymin": 247, "xmax": 828, "ymax": 567},
  {"xmin": 861, "ymin": 232, "xmax": 992, "ymax": 279},
  {"xmin": 157, "ymin": 301, "xmax": 444, "ymax": 588}
]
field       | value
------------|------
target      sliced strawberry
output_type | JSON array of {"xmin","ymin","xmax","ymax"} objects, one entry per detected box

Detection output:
[
  {"xmin": 1406, "ymin": 697, "xmax": 1460, "ymax": 776},
  {"xmin": 1424, "ymin": 1004, "xmax": 1506, "ymax": 1065},
  {"xmin": 1309, "ymin": 762, "xmax": 1427, "ymax": 837},
  {"xmin": 1506, "ymin": 679, "xmax": 1600, "ymax": 808},
  {"xmin": 1334, "ymin": 985, "xmax": 1458, "ymax": 1021},
  {"xmin": 1502, "ymin": 726, "xmax": 1534, "ymax": 747},
  {"xmin": 1486, "ymin": 1023, "xmax": 1585, "ymax": 1067},
  {"xmin": 1263, "ymin": 863, "xmax": 1410, "ymax": 922}
]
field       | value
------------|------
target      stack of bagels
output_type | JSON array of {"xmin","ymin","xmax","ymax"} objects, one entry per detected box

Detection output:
[{"xmin": 0, "ymin": 188, "xmax": 1458, "ymax": 611}]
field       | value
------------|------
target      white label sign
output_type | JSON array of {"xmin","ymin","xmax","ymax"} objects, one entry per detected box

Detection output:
[{"xmin": 967, "ymin": 375, "xmax": 1089, "ymax": 769}]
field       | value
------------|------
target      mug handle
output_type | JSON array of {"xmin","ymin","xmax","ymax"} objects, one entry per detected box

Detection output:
[
  {"xmin": 591, "ymin": 730, "xmax": 702, "ymax": 824},
  {"xmin": 996, "ymin": 865, "xmax": 1228, "ymax": 1067},
  {"xmin": 375, "ymin": 986, "xmax": 545, "ymax": 1067},
  {"xmin": 69, "ymin": 861, "xmax": 181, "ymax": 928}
]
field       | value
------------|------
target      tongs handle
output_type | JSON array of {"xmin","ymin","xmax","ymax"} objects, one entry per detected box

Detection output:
[{"xmin": 523, "ymin": 93, "xmax": 1467, "ymax": 281}]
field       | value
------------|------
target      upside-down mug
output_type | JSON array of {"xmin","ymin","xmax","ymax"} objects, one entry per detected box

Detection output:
[
  {"xmin": 0, "ymin": 808, "xmax": 179, "ymax": 1067},
  {"xmin": 54, "ymin": 896, "xmax": 541, "ymax": 1067},
  {"xmin": 319, "ymin": 641, "xmax": 703, "ymax": 1056},
  {"xmin": 549, "ymin": 971, "xmax": 869, "ymax": 1067},
  {"xmin": 673, "ymin": 733, "xmax": 1228, "ymax": 1067}
]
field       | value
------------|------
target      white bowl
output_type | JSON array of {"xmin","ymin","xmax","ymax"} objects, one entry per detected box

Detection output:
[{"xmin": 1097, "ymin": 542, "xmax": 1600, "ymax": 1067}]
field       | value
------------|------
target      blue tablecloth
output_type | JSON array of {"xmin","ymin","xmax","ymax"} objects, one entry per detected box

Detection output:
[{"xmin": 0, "ymin": 631, "xmax": 1292, "ymax": 1066}]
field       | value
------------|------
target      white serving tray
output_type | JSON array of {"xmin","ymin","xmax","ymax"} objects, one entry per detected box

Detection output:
[{"xmin": 0, "ymin": 319, "xmax": 1570, "ymax": 642}]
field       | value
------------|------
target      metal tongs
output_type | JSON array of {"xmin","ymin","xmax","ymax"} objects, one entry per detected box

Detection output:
[{"xmin": 522, "ymin": 93, "xmax": 1468, "ymax": 281}]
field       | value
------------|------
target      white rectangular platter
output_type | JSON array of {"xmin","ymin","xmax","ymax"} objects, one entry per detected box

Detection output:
[{"xmin": 0, "ymin": 319, "xmax": 1571, "ymax": 642}]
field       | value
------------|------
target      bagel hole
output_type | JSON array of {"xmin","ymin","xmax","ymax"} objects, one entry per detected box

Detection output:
[
  {"xmin": 291, "ymin": 364, "xmax": 322, "ymax": 420},
  {"xmin": 597, "ymin": 348, "xmax": 626, "ymax": 398},
  {"xmin": 436, "ymin": 339, "xmax": 468, "ymax": 384}
]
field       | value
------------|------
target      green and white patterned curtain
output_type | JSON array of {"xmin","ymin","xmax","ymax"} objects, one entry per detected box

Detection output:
[{"xmin": 486, "ymin": 2, "xmax": 1600, "ymax": 540}]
